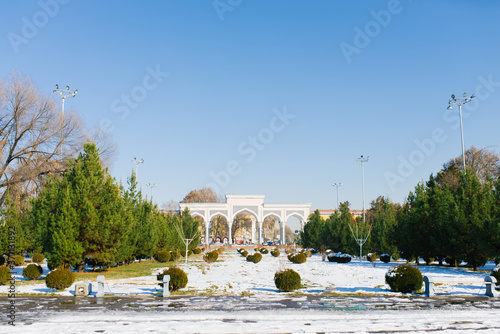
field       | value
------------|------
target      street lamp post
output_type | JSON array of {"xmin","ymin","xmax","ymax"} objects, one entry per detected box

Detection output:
[
  {"xmin": 53, "ymin": 84, "xmax": 77, "ymax": 157},
  {"xmin": 355, "ymin": 155, "xmax": 369, "ymax": 259},
  {"xmin": 332, "ymin": 182, "xmax": 343, "ymax": 211},
  {"xmin": 131, "ymin": 157, "xmax": 144, "ymax": 184},
  {"xmin": 447, "ymin": 93, "xmax": 475, "ymax": 173},
  {"xmin": 146, "ymin": 183, "xmax": 158, "ymax": 201}
]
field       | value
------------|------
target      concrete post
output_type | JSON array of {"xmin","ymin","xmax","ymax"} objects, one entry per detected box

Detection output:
[
  {"xmin": 96, "ymin": 275, "xmax": 105, "ymax": 297},
  {"xmin": 485, "ymin": 276, "xmax": 498, "ymax": 297},
  {"xmin": 258, "ymin": 221, "xmax": 262, "ymax": 245},
  {"xmin": 163, "ymin": 275, "xmax": 170, "ymax": 297},
  {"xmin": 423, "ymin": 276, "xmax": 434, "ymax": 297},
  {"xmin": 251, "ymin": 218, "xmax": 256, "ymax": 244},
  {"xmin": 280, "ymin": 221, "xmax": 286, "ymax": 245},
  {"xmin": 228, "ymin": 224, "xmax": 232, "ymax": 246}
]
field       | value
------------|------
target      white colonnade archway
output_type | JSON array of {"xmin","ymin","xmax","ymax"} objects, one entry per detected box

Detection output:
[{"xmin": 179, "ymin": 194, "xmax": 311, "ymax": 245}]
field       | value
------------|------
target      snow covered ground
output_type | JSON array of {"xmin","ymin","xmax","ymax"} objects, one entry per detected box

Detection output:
[
  {"xmin": 1, "ymin": 249, "xmax": 500, "ymax": 333},
  {"xmin": 2, "ymin": 249, "xmax": 497, "ymax": 297}
]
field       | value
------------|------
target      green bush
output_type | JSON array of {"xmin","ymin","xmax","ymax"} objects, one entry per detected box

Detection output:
[
  {"xmin": 239, "ymin": 249, "xmax": 248, "ymax": 257},
  {"xmin": 288, "ymin": 253, "xmax": 307, "ymax": 264},
  {"xmin": 367, "ymin": 253, "xmax": 377, "ymax": 262},
  {"xmin": 157, "ymin": 267, "xmax": 188, "ymax": 291},
  {"xmin": 45, "ymin": 268, "xmax": 75, "ymax": 290},
  {"xmin": 23, "ymin": 263, "xmax": 43, "ymax": 280},
  {"xmin": 8, "ymin": 255, "xmax": 24, "ymax": 266},
  {"xmin": 180, "ymin": 249, "xmax": 193, "ymax": 257},
  {"xmin": 203, "ymin": 250, "xmax": 219, "ymax": 263},
  {"xmin": 327, "ymin": 252, "xmax": 352, "ymax": 263},
  {"xmin": 246, "ymin": 253, "xmax": 262, "ymax": 263},
  {"xmin": 154, "ymin": 250, "xmax": 171, "ymax": 263},
  {"xmin": 380, "ymin": 254, "xmax": 391, "ymax": 263},
  {"xmin": 491, "ymin": 266, "xmax": 500, "ymax": 286},
  {"xmin": 301, "ymin": 250, "xmax": 312, "ymax": 257},
  {"xmin": 284, "ymin": 248, "xmax": 294, "ymax": 254},
  {"xmin": 270, "ymin": 248, "xmax": 280, "ymax": 257},
  {"xmin": 217, "ymin": 247, "xmax": 225, "ymax": 254},
  {"xmin": 192, "ymin": 248, "xmax": 202, "ymax": 255},
  {"xmin": 170, "ymin": 250, "xmax": 181, "ymax": 262},
  {"xmin": 259, "ymin": 248, "xmax": 269, "ymax": 254},
  {"xmin": 32, "ymin": 254, "xmax": 45, "ymax": 264},
  {"xmin": 0, "ymin": 265, "xmax": 11, "ymax": 285},
  {"xmin": 274, "ymin": 269, "xmax": 301, "ymax": 292},
  {"xmin": 385, "ymin": 264, "xmax": 423, "ymax": 293}
]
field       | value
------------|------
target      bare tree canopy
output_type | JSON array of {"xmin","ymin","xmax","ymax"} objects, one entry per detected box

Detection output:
[
  {"xmin": 180, "ymin": 187, "xmax": 221, "ymax": 203},
  {"xmin": 442, "ymin": 146, "xmax": 500, "ymax": 185},
  {"xmin": 0, "ymin": 71, "xmax": 85, "ymax": 205},
  {"xmin": 0, "ymin": 71, "xmax": 117, "ymax": 206}
]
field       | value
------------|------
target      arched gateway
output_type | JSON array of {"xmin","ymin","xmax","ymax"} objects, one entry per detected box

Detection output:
[{"xmin": 179, "ymin": 194, "xmax": 311, "ymax": 246}]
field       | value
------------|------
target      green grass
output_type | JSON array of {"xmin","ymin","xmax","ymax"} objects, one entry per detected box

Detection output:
[{"xmin": 73, "ymin": 260, "xmax": 175, "ymax": 281}]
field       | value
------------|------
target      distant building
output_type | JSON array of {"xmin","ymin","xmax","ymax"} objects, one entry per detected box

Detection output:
[{"xmin": 313, "ymin": 209, "xmax": 365, "ymax": 220}]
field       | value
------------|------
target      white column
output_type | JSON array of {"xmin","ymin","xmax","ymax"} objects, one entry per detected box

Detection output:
[
  {"xmin": 251, "ymin": 218, "xmax": 256, "ymax": 244},
  {"xmin": 258, "ymin": 221, "xmax": 263, "ymax": 245},
  {"xmin": 280, "ymin": 221, "xmax": 286, "ymax": 245},
  {"xmin": 228, "ymin": 222, "xmax": 232, "ymax": 246},
  {"xmin": 205, "ymin": 221, "xmax": 210, "ymax": 246}
]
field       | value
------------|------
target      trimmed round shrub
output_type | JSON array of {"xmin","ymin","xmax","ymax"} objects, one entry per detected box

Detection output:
[
  {"xmin": 155, "ymin": 250, "xmax": 171, "ymax": 263},
  {"xmin": 170, "ymin": 250, "xmax": 181, "ymax": 262},
  {"xmin": 284, "ymin": 248, "xmax": 294, "ymax": 255},
  {"xmin": 275, "ymin": 269, "xmax": 301, "ymax": 292},
  {"xmin": 241, "ymin": 250, "xmax": 248, "ymax": 257},
  {"xmin": 32, "ymin": 254, "xmax": 45, "ymax": 264},
  {"xmin": 270, "ymin": 248, "xmax": 280, "ymax": 257},
  {"xmin": 217, "ymin": 247, "xmax": 225, "ymax": 254},
  {"xmin": 23, "ymin": 263, "xmax": 43, "ymax": 280},
  {"xmin": 327, "ymin": 252, "xmax": 352, "ymax": 263},
  {"xmin": 301, "ymin": 250, "xmax": 312, "ymax": 257},
  {"xmin": 491, "ymin": 266, "xmax": 500, "ymax": 286},
  {"xmin": 203, "ymin": 250, "xmax": 219, "ymax": 263},
  {"xmin": 380, "ymin": 254, "xmax": 391, "ymax": 263},
  {"xmin": 192, "ymin": 248, "xmax": 202, "ymax": 255},
  {"xmin": 0, "ymin": 256, "xmax": 5, "ymax": 266},
  {"xmin": 45, "ymin": 268, "xmax": 75, "ymax": 290},
  {"xmin": 157, "ymin": 267, "xmax": 188, "ymax": 291},
  {"xmin": 288, "ymin": 253, "xmax": 307, "ymax": 264},
  {"xmin": 259, "ymin": 248, "xmax": 269, "ymax": 254},
  {"xmin": 8, "ymin": 255, "xmax": 24, "ymax": 266},
  {"xmin": 385, "ymin": 264, "xmax": 423, "ymax": 293},
  {"xmin": 367, "ymin": 253, "xmax": 377, "ymax": 262},
  {"xmin": 0, "ymin": 265, "xmax": 11, "ymax": 285},
  {"xmin": 246, "ymin": 253, "xmax": 262, "ymax": 263}
]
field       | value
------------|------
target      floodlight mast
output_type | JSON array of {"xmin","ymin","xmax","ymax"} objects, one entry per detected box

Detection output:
[
  {"xmin": 131, "ymin": 157, "xmax": 144, "ymax": 184},
  {"xmin": 332, "ymin": 183, "xmax": 343, "ymax": 211},
  {"xmin": 146, "ymin": 183, "xmax": 158, "ymax": 201},
  {"xmin": 447, "ymin": 92, "xmax": 475, "ymax": 174},
  {"xmin": 53, "ymin": 84, "xmax": 77, "ymax": 157},
  {"xmin": 355, "ymin": 155, "xmax": 369, "ymax": 259}
]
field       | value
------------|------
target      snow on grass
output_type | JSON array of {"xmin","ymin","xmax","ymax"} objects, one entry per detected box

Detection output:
[{"xmin": 1, "ymin": 249, "xmax": 496, "ymax": 297}]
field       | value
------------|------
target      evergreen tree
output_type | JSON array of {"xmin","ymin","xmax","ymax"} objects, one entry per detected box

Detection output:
[
  {"xmin": 299, "ymin": 210, "xmax": 325, "ymax": 250},
  {"xmin": 31, "ymin": 143, "xmax": 131, "ymax": 270},
  {"xmin": 368, "ymin": 196, "xmax": 398, "ymax": 256}
]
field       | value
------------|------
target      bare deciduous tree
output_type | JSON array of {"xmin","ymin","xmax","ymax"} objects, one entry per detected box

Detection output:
[
  {"xmin": 0, "ymin": 71, "xmax": 84, "ymax": 206},
  {"xmin": 0, "ymin": 71, "xmax": 117, "ymax": 207}
]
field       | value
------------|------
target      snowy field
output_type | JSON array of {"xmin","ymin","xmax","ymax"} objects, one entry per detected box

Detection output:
[
  {"xmin": 2, "ymin": 249, "xmax": 497, "ymax": 296},
  {"xmin": 1, "ymin": 249, "xmax": 500, "ymax": 333}
]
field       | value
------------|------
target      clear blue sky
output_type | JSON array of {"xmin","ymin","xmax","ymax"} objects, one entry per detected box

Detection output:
[{"xmin": 1, "ymin": 1, "xmax": 500, "ymax": 229}]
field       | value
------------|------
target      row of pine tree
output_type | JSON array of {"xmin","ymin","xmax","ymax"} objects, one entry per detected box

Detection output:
[{"xmin": 0, "ymin": 143, "xmax": 200, "ymax": 271}]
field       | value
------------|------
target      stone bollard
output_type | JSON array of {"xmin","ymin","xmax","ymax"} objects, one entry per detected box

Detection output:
[
  {"xmin": 96, "ymin": 275, "xmax": 105, "ymax": 297},
  {"xmin": 485, "ymin": 276, "xmax": 498, "ymax": 297},
  {"xmin": 74, "ymin": 282, "xmax": 89, "ymax": 296},
  {"xmin": 423, "ymin": 276, "xmax": 435, "ymax": 297},
  {"xmin": 162, "ymin": 275, "xmax": 170, "ymax": 297}
]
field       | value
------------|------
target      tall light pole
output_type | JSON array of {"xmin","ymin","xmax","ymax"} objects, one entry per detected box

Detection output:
[
  {"xmin": 146, "ymin": 183, "xmax": 158, "ymax": 201},
  {"xmin": 447, "ymin": 93, "xmax": 475, "ymax": 173},
  {"xmin": 53, "ymin": 84, "xmax": 77, "ymax": 157},
  {"xmin": 355, "ymin": 155, "xmax": 369, "ymax": 259},
  {"xmin": 131, "ymin": 157, "xmax": 144, "ymax": 184},
  {"xmin": 331, "ymin": 183, "xmax": 343, "ymax": 211}
]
